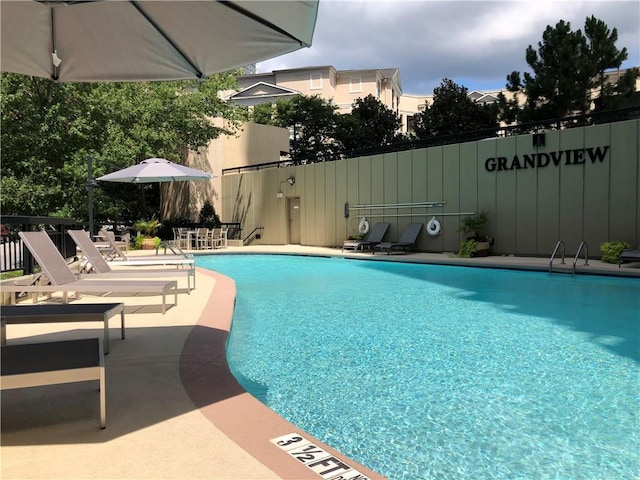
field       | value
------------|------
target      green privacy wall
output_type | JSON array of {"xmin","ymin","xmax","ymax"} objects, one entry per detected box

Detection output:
[{"xmin": 221, "ymin": 119, "xmax": 639, "ymax": 256}]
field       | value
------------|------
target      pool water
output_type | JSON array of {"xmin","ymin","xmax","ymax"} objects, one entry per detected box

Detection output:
[{"xmin": 198, "ymin": 254, "xmax": 640, "ymax": 480}]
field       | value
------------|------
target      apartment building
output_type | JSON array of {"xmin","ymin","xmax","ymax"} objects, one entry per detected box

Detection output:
[{"xmin": 226, "ymin": 66, "xmax": 408, "ymax": 130}]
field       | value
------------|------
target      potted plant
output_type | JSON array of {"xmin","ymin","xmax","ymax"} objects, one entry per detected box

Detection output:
[
  {"xmin": 133, "ymin": 217, "xmax": 162, "ymax": 250},
  {"xmin": 458, "ymin": 211, "xmax": 492, "ymax": 257}
]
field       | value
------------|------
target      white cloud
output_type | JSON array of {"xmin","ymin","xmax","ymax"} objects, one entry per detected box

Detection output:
[{"xmin": 257, "ymin": 0, "xmax": 640, "ymax": 95}]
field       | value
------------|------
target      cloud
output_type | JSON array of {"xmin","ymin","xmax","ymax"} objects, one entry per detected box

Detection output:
[{"xmin": 257, "ymin": 0, "xmax": 640, "ymax": 95}]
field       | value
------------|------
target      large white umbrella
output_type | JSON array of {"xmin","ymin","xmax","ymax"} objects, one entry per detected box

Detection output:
[
  {"xmin": 0, "ymin": 0, "xmax": 319, "ymax": 82},
  {"xmin": 97, "ymin": 158, "xmax": 213, "ymax": 183}
]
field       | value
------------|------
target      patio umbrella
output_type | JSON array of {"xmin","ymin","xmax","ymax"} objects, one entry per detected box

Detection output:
[
  {"xmin": 97, "ymin": 158, "xmax": 214, "ymax": 230},
  {"xmin": 0, "ymin": 0, "xmax": 319, "ymax": 82},
  {"xmin": 97, "ymin": 158, "xmax": 213, "ymax": 184}
]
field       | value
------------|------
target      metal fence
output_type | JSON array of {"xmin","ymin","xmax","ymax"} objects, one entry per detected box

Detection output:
[
  {"xmin": 0, "ymin": 216, "xmax": 243, "ymax": 274},
  {"xmin": 0, "ymin": 216, "xmax": 83, "ymax": 274},
  {"xmin": 222, "ymin": 105, "xmax": 640, "ymax": 175}
]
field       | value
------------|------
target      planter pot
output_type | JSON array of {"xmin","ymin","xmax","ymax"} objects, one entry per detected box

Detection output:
[
  {"xmin": 140, "ymin": 238, "xmax": 157, "ymax": 250},
  {"xmin": 474, "ymin": 241, "xmax": 490, "ymax": 257}
]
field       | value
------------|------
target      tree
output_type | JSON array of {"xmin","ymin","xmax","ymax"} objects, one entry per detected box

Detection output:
[
  {"xmin": 270, "ymin": 95, "xmax": 341, "ymax": 164},
  {"xmin": 1, "ymin": 72, "xmax": 243, "ymax": 221},
  {"xmin": 500, "ymin": 16, "xmax": 638, "ymax": 123},
  {"xmin": 336, "ymin": 94, "xmax": 402, "ymax": 152},
  {"xmin": 413, "ymin": 79, "xmax": 498, "ymax": 139}
]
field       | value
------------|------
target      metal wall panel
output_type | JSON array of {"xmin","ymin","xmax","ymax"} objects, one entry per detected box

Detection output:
[{"xmin": 221, "ymin": 119, "xmax": 639, "ymax": 256}]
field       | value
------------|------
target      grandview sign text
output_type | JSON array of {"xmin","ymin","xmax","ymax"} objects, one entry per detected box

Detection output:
[{"xmin": 485, "ymin": 146, "xmax": 610, "ymax": 172}]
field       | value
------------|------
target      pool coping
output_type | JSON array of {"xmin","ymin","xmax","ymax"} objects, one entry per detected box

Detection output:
[{"xmin": 181, "ymin": 267, "xmax": 386, "ymax": 480}]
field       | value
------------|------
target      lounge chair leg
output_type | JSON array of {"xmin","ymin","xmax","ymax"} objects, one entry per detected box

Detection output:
[{"xmin": 100, "ymin": 364, "xmax": 106, "ymax": 429}]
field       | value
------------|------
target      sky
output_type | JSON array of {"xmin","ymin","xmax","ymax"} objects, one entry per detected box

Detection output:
[{"xmin": 257, "ymin": 0, "xmax": 640, "ymax": 96}]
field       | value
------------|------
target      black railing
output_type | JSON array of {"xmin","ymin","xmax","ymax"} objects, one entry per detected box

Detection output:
[
  {"xmin": 243, "ymin": 227, "xmax": 264, "ymax": 244},
  {"xmin": 222, "ymin": 106, "xmax": 640, "ymax": 175},
  {"xmin": 0, "ymin": 216, "xmax": 83, "ymax": 274}
]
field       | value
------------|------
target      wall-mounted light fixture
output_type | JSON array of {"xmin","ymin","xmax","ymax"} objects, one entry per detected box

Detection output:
[{"xmin": 287, "ymin": 177, "xmax": 296, "ymax": 186}]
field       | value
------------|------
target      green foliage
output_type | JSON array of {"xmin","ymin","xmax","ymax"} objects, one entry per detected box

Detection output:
[
  {"xmin": 348, "ymin": 233, "xmax": 364, "ymax": 241},
  {"xmin": 251, "ymin": 93, "xmax": 404, "ymax": 161},
  {"xmin": 0, "ymin": 270, "xmax": 24, "ymax": 280},
  {"xmin": 133, "ymin": 217, "xmax": 162, "ymax": 237},
  {"xmin": 413, "ymin": 79, "xmax": 499, "ymax": 139},
  {"xmin": 600, "ymin": 241, "xmax": 630, "ymax": 263},
  {"xmin": 457, "ymin": 239, "xmax": 477, "ymax": 258},
  {"xmin": 338, "ymin": 94, "xmax": 403, "ymax": 151},
  {"xmin": 273, "ymin": 94, "xmax": 342, "ymax": 163},
  {"xmin": 198, "ymin": 201, "xmax": 221, "ymax": 228},
  {"xmin": 501, "ymin": 16, "xmax": 638, "ymax": 123},
  {"xmin": 1, "ymin": 72, "xmax": 243, "ymax": 220},
  {"xmin": 459, "ymin": 211, "xmax": 490, "ymax": 241}
]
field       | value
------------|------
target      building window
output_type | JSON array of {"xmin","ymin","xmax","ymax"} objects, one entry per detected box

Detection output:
[
  {"xmin": 407, "ymin": 115, "xmax": 416, "ymax": 132},
  {"xmin": 350, "ymin": 76, "xmax": 362, "ymax": 93},
  {"xmin": 310, "ymin": 73, "xmax": 322, "ymax": 90},
  {"xmin": 377, "ymin": 80, "xmax": 381, "ymax": 98}
]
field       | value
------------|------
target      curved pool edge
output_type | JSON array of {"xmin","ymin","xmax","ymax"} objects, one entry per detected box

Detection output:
[{"xmin": 180, "ymin": 267, "xmax": 387, "ymax": 480}]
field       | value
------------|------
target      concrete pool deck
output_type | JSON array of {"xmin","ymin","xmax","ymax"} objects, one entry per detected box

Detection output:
[{"xmin": 1, "ymin": 245, "xmax": 638, "ymax": 479}]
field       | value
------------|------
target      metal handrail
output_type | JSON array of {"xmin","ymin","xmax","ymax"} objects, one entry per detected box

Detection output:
[
  {"xmin": 243, "ymin": 226, "xmax": 264, "ymax": 244},
  {"xmin": 549, "ymin": 240, "xmax": 565, "ymax": 273},
  {"xmin": 572, "ymin": 241, "xmax": 589, "ymax": 275}
]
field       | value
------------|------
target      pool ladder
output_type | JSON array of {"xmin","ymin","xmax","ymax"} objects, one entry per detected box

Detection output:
[{"xmin": 549, "ymin": 240, "xmax": 589, "ymax": 275}]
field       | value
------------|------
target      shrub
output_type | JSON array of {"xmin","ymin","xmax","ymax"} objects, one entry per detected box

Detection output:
[
  {"xmin": 600, "ymin": 241, "xmax": 630, "ymax": 264},
  {"xmin": 457, "ymin": 239, "xmax": 477, "ymax": 258},
  {"xmin": 199, "ymin": 201, "xmax": 221, "ymax": 228}
]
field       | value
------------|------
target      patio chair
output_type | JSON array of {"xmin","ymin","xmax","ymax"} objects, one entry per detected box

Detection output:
[
  {"xmin": 3, "ymin": 232, "xmax": 178, "ymax": 313},
  {"xmin": 342, "ymin": 222, "xmax": 390, "ymax": 252},
  {"xmin": 96, "ymin": 229, "xmax": 130, "ymax": 251},
  {"xmin": 373, "ymin": 223, "xmax": 423, "ymax": 255},
  {"xmin": 98, "ymin": 228, "xmax": 194, "ymax": 266},
  {"xmin": 209, "ymin": 228, "xmax": 223, "ymax": 249},
  {"xmin": 68, "ymin": 230, "xmax": 195, "ymax": 292},
  {"xmin": 172, "ymin": 227, "xmax": 189, "ymax": 250},
  {"xmin": 195, "ymin": 227, "xmax": 211, "ymax": 250},
  {"xmin": 219, "ymin": 226, "xmax": 228, "ymax": 248}
]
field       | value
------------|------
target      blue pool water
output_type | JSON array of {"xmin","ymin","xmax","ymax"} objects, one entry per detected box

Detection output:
[{"xmin": 198, "ymin": 254, "xmax": 640, "ymax": 480}]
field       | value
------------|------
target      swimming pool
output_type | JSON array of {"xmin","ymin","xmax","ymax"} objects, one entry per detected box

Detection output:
[{"xmin": 198, "ymin": 254, "xmax": 640, "ymax": 480}]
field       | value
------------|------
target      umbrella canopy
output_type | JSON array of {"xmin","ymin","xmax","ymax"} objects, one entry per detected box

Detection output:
[
  {"xmin": 97, "ymin": 158, "xmax": 213, "ymax": 183},
  {"xmin": 0, "ymin": 0, "xmax": 319, "ymax": 82}
]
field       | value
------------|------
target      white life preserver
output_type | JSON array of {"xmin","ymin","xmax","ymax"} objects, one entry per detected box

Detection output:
[
  {"xmin": 426, "ymin": 216, "xmax": 441, "ymax": 236},
  {"xmin": 358, "ymin": 216, "xmax": 370, "ymax": 235}
]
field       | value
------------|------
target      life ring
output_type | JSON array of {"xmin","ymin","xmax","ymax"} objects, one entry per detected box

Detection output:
[
  {"xmin": 358, "ymin": 217, "xmax": 370, "ymax": 235},
  {"xmin": 426, "ymin": 216, "xmax": 441, "ymax": 236}
]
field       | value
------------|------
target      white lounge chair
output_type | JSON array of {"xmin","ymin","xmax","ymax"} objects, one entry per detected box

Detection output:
[
  {"xmin": 98, "ymin": 228, "xmax": 195, "ymax": 267},
  {"xmin": 68, "ymin": 230, "xmax": 195, "ymax": 293},
  {"xmin": 3, "ymin": 232, "xmax": 178, "ymax": 313}
]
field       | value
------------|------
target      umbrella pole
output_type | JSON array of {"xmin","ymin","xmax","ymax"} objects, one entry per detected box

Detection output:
[{"xmin": 87, "ymin": 156, "xmax": 95, "ymax": 240}]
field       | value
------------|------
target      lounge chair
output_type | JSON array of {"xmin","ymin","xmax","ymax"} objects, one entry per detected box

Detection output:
[
  {"xmin": 3, "ymin": 232, "xmax": 178, "ymax": 313},
  {"xmin": 373, "ymin": 223, "xmax": 423, "ymax": 255},
  {"xmin": 98, "ymin": 228, "xmax": 195, "ymax": 266},
  {"xmin": 342, "ymin": 222, "xmax": 390, "ymax": 252},
  {"xmin": 68, "ymin": 230, "xmax": 195, "ymax": 292},
  {"xmin": 619, "ymin": 247, "xmax": 640, "ymax": 267}
]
